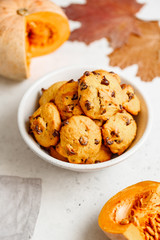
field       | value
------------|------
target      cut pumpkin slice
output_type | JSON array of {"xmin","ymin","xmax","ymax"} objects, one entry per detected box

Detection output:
[
  {"xmin": 99, "ymin": 181, "xmax": 160, "ymax": 240},
  {"xmin": 0, "ymin": 0, "xmax": 70, "ymax": 80}
]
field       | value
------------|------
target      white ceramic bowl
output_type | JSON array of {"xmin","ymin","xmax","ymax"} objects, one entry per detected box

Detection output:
[{"xmin": 18, "ymin": 66, "xmax": 152, "ymax": 172}]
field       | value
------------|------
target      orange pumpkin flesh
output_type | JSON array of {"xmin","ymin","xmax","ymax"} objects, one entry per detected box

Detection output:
[
  {"xmin": 99, "ymin": 181, "xmax": 160, "ymax": 240},
  {"xmin": 0, "ymin": 0, "xmax": 70, "ymax": 81},
  {"xmin": 26, "ymin": 11, "xmax": 69, "ymax": 58}
]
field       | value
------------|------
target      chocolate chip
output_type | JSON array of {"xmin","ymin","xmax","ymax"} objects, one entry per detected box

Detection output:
[
  {"xmin": 111, "ymin": 131, "xmax": 115, "ymax": 136},
  {"xmin": 92, "ymin": 71, "xmax": 100, "ymax": 75},
  {"xmin": 97, "ymin": 91, "xmax": 101, "ymax": 98},
  {"xmin": 101, "ymin": 109, "xmax": 106, "ymax": 115},
  {"xmin": 67, "ymin": 79, "xmax": 74, "ymax": 83},
  {"xmin": 111, "ymin": 91, "xmax": 115, "ymax": 98},
  {"xmin": 119, "ymin": 104, "xmax": 123, "ymax": 110},
  {"xmin": 95, "ymin": 160, "xmax": 101, "ymax": 163},
  {"xmin": 99, "ymin": 98, "xmax": 102, "ymax": 106},
  {"xmin": 115, "ymin": 139, "xmax": 123, "ymax": 144},
  {"xmin": 127, "ymin": 92, "xmax": 134, "ymax": 101},
  {"xmin": 108, "ymin": 103, "xmax": 112, "ymax": 106},
  {"xmin": 94, "ymin": 139, "xmax": 100, "ymax": 145},
  {"xmin": 109, "ymin": 71, "xmax": 115, "ymax": 74},
  {"xmin": 80, "ymin": 81, "xmax": 88, "ymax": 90},
  {"xmin": 121, "ymin": 84, "xmax": 126, "ymax": 90},
  {"xmin": 106, "ymin": 138, "xmax": 114, "ymax": 145},
  {"xmin": 61, "ymin": 120, "xmax": 69, "ymax": 127},
  {"xmin": 101, "ymin": 76, "xmax": 109, "ymax": 86},
  {"xmin": 68, "ymin": 148, "xmax": 76, "ymax": 155},
  {"xmin": 84, "ymin": 71, "xmax": 90, "ymax": 76},
  {"xmin": 111, "ymin": 131, "xmax": 119, "ymax": 137},
  {"xmin": 84, "ymin": 159, "xmax": 88, "ymax": 163},
  {"xmin": 126, "ymin": 119, "xmax": 130, "ymax": 126},
  {"xmin": 52, "ymin": 129, "xmax": 59, "ymax": 137},
  {"xmin": 35, "ymin": 125, "xmax": 42, "ymax": 134},
  {"xmin": 71, "ymin": 93, "xmax": 78, "ymax": 100},
  {"xmin": 41, "ymin": 88, "xmax": 46, "ymax": 92},
  {"xmin": 85, "ymin": 100, "xmax": 92, "ymax": 110},
  {"xmin": 79, "ymin": 136, "xmax": 88, "ymax": 146},
  {"xmin": 66, "ymin": 104, "xmax": 74, "ymax": 113}
]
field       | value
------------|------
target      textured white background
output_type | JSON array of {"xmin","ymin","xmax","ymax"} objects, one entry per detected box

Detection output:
[{"xmin": 0, "ymin": 0, "xmax": 160, "ymax": 239}]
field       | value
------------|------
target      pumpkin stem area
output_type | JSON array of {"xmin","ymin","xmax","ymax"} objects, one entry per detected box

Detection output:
[{"xmin": 17, "ymin": 8, "xmax": 29, "ymax": 16}]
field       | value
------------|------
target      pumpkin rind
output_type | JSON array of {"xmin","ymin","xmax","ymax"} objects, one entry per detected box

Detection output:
[
  {"xmin": 99, "ymin": 181, "xmax": 160, "ymax": 240},
  {"xmin": 0, "ymin": 0, "xmax": 70, "ymax": 81}
]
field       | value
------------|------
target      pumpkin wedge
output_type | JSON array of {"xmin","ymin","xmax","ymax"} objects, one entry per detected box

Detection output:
[
  {"xmin": 0, "ymin": 0, "xmax": 70, "ymax": 80},
  {"xmin": 99, "ymin": 181, "xmax": 160, "ymax": 240}
]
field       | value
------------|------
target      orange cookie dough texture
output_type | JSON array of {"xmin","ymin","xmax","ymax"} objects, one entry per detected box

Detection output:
[
  {"xmin": 49, "ymin": 146, "xmax": 68, "ymax": 162},
  {"xmin": 87, "ymin": 145, "xmax": 112, "ymax": 164},
  {"xmin": 29, "ymin": 102, "xmax": 61, "ymax": 147},
  {"xmin": 99, "ymin": 181, "xmax": 160, "ymax": 240},
  {"xmin": 56, "ymin": 116, "xmax": 102, "ymax": 164},
  {"xmin": 0, "ymin": 0, "xmax": 70, "ymax": 80},
  {"xmin": 39, "ymin": 81, "xmax": 67, "ymax": 106},
  {"xmin": 54, "ymin": 80, "xmax": 83, "ymax": 120},
  {"xmin": 121, "ymin": 84, "xmax": 140, "ymax": 115},
  {"xmin": 78, "ymin": 70, "xmax": 127, "ymax": 120},
  {"xmin": 102, "ymin": 111, "xmax": 137, "ymax": 155}
]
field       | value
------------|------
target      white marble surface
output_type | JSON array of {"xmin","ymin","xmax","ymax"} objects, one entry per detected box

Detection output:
[{"xmin": 0, "ymin": 0, "xmax": 160, "ymax": 239}]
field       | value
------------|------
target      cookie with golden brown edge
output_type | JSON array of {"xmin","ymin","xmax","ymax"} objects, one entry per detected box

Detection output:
[
  {"xmin": 95, "ymin": 70, "xmax": 121, "ymax": 84},
  {"xmin": 86, "ymin": 145, "xmax": 112, "ymax": 164},
  {"xmin": 39, "ymin": 81, "xmax": 67, "ymax": 106},
  {"xmin": 29, "ymin": 102, "xmax": 61, "ymax": 147},
  {"xmin": 49, "ymin": 146, "xmax": 68, "ymax": 162},
  {"xmin": 121, "ymin": 84, "xmax": 140, "ymax": 115},
  {"xmin": 56, "ymin": 116, "xmax": 102, "ymax": 164},
  {"xmin": 54, "ymin": 80, "xmax": 83, "ymax": 120},
  {"xmin": 102, "ymin": 111, "xmax": 137, "ymax": 155},
  {"xmin": 93, "ymin": 119, "xmax": 104, "ymax": 127},
  {"xmin": 78, "ymin": 70, "xmax": 127, "ymax": 120}
]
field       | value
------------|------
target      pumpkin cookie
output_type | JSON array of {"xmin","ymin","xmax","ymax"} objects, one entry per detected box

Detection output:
[
  {"xmin": 39, "ymin": 81, "xmax": 67, "ymax": 106},
  {"xmin": 121, "ymin": 84, "xmax": 140, "ymax": 115},
  {"xmin": 29, "ymin": 102, "xmax": 61, "ymax": 147},
  {"xmin": 55, "ymin": 80, "xmax": 83, "ymax": 120},
  {"xmin": 56, "ymin": 116, "xmax": 102, "ymax": 164},
  {"xmin": 49, "ymin": 146, "xmax": 68, "ymax": 162},
  {"xmin": 102, "ymin": 111, "xmax": 137, "ymax": 155},
  {"xmin": 86, "ymin": 145, "xmax": 112, "ymax": 164},
  {"xmin": 78, "ymin": 70, "xmax": 127, "ymax": 120},
  {"xmin": 93, "ymin": 119, "xmax": 104, "ymax": 127},
  {"xmin": 96, "ymin": 70, "xmax": 121, "ymax": 84}
]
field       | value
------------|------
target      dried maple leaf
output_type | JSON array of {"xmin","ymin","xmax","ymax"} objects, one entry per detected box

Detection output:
[
  {"xmin": 109, "ymin": 20, "xmax": 160, "ymax": 82},
  {"xmin": 63, "ymin": 0, "xmax": 143, "ymax": 48}
]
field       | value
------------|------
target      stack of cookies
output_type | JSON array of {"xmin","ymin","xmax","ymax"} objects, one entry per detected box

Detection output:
[{"xmin": 29, "ymin": 70, "xmax": 140, "ymax": 164}]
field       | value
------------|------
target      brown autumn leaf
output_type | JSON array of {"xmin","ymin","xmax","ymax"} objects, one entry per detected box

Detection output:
[
  {"xmin": 63, "ymin": 0, "xmax": 143, "ymax": 48},
  {"xmin": 109, "ymin": 20, "xmax": 160, "ymax": 82}
]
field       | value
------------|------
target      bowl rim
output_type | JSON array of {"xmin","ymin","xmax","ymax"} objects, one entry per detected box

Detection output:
[{"xmin": 17, "ymin": 65, "xmax": 152, "ymax": 171}]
